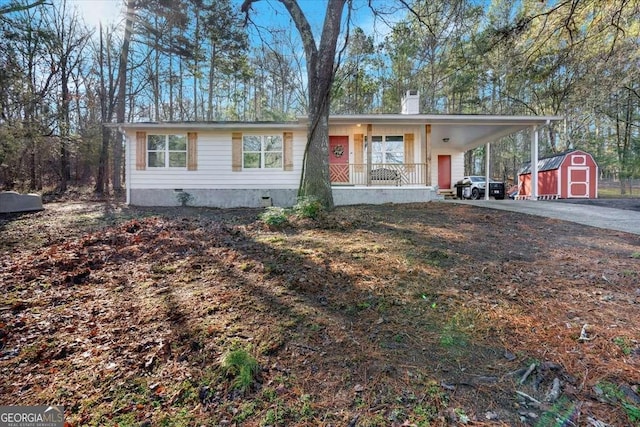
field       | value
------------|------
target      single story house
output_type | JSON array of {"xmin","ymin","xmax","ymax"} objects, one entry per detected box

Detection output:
[
  {"xmin": 115, "ymin": 92, "xmax": 562, "ymax": 208},
  {"xmin": 517, "ymin": 149, "xmax": 598, "ymax": 199}
]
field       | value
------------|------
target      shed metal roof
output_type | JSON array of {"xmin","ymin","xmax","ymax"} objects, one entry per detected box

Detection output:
[{"xmin": 519, "ymin": 149, "xmax": 577, "ymax": 174}]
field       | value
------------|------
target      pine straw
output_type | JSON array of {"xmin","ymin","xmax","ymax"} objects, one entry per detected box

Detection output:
[{"xmin": 1, "ymin": 201, "xmax": 639, "ymax": 426}]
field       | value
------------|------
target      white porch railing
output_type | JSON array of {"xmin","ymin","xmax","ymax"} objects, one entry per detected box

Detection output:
[{"xmin": 330, "ymin": 163, "xmax": 427, "ymax": 186}]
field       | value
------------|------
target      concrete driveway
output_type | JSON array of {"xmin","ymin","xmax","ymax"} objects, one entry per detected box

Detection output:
[{"xmin": 447, "ymin": 199, "xmax": 640, "ymax": 236}]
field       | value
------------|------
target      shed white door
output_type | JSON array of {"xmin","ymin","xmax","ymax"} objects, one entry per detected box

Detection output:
[{"xmin": 568, "ymin": 167, "xmax": 589, "ymax": 198}]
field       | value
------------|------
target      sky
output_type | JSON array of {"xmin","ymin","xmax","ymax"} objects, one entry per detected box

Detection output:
[
  {"xmin": 68, "ymin": 0, "xmax": 124, "ymax": 28},
  {"xmin": 68, "ymin": 0, "xmax": 339, "ymax": 30},
  {"xmin": 66, "ymin": 0, "xmax": 395, "ymax": 44}
]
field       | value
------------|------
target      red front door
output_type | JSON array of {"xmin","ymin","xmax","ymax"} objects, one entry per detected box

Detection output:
[
  {"xmin": 329, "ymin": 136, "xmax": 349, "ymax": 183},
  {"xmin": 438, "ymin": 155, "xmax": 451, "ymax": 189}
]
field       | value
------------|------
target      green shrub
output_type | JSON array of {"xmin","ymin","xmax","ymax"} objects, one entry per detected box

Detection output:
[
  {"xmin": 293, "ymin": 196, "xmax": 323, "ymax": 219},
  {"xmin": 259, "ymin": 207, "xmax": 289, "ymax": 227},
  {"xmin": 221, "ymin": 348, "xmax": 260, "ymax": 392}
]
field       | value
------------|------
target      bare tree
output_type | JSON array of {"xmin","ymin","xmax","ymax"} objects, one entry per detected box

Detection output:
[
  {"xmin": 114, "ymin": 0, "xmax": 135, "ymax": 192},
  {"xmin": 0, "ymin": 0, "xmax": 47, "ymax": 16},
  {"xmin": 45, "ymin": 0, "xmax": 91, "ymax": 191},
  {"xmin": 242, "ymin": 0, "xmax": 348, "ymax": 209}
]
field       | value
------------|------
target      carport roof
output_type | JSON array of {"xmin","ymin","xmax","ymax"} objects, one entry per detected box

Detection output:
[{"xmin": 322, "ymin": 114, "xmax": 563, "ymax": 152}]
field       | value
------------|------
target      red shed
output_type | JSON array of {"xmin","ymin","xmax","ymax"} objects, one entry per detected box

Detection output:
[{"xmin": 518, "ymin": 150, "xmax": 598, "ymax": 199}]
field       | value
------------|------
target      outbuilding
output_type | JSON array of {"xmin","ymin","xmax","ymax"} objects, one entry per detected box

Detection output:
[{"xmin": 518, "ymin": 149, "xmax": 598, "ymax": 199}]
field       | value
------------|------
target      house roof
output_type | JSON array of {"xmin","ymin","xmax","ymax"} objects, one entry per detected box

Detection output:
[
  {"xmin": 113, "ymin": 121, "xmax": 305, "ymax": 131},
  {"xmin": 518, "ymin": 149, "xmax": 580, "ymax": 174},
  {"xmin": 114, "ymin": 114, "xmax": 563, "ymax": 152}
]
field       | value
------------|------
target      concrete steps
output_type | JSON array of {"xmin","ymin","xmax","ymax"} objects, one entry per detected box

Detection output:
[{"xmin": 438, "ymin": 189, "xmax": 457, "ymax": 200}]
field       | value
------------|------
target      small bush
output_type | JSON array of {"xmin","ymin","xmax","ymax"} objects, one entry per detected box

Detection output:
[
  {"xmin": 259, "ymin": 207, "xmax": 289, "ymax": 227},
  {"xmin": 293, "ymin": 196, "xmax": 323, "ymax": 219},
  {"xmin": 221, "ymin": 348, "xmax": 260, "ymax": 392}
]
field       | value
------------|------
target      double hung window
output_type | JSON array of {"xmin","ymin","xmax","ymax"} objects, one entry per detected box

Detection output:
[
  {"xmin": 147, "ymin": 134, "xmax": 187, "ymax": 168},
  {"xmin": 369, "ymin": 135, "xmax": 404, "ymax": 164},
  {"xmin": 242, "ymin": 135, "xmax": 283, "ymax": 169}
]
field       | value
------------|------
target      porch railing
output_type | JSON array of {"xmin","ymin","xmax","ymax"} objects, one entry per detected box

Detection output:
[{"xmin": 330, "ymin": 163, "xmax": 427, "ymax": 186}]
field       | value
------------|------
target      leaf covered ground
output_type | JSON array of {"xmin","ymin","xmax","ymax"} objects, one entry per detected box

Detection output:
[{"xmin": 1, "ymin": 200, "xmax": 639, "ymax": 426}]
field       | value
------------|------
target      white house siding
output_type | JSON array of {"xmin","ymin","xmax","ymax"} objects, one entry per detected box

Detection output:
[{"xmin": 126, "ymin": 128, "xmax": 305, "ymax": 207}]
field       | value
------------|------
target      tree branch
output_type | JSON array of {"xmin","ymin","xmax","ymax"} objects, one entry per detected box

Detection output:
[{"xmin": 0, "ymin": 0, "xmax": 48, "ymax": 16}]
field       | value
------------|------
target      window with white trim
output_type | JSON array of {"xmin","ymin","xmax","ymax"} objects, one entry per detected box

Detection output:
[
  {"xmin": 368, "ymin": 135, "xmax": 404, "ymax": 164},
  {"xmin": 243, "ymin": 135, "xmax": 283, "ymax": 169},
  {"xmin": 147, "ymin": 134, "xmax": 187, "ymax": 168}
]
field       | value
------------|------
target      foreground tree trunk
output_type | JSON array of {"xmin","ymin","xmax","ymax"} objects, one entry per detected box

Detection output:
[
  {"xmin": 114, "ymin": 0, "xmax": 134, "ymax": 192},
  {"xmin": 242, "ymin": 0, "xmax": 346, "ymax": 209}
]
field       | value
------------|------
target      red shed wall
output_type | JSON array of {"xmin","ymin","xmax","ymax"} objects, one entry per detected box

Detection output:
[
  {"xmin": 518, "ymin": 170, "xmax": 558, "ymax": 197},
  {"xmin": 558, "ymin": 151, "xmax": 598, "ymax": 198}
]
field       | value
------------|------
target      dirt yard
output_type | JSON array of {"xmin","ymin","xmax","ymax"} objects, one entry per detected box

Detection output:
[{"xmin": 1, "ymin": 200, "xmax": 639, "ymax": 426}]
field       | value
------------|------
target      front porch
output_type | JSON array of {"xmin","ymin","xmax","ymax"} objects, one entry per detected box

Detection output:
[
  {"xmin": 329, "ymin": 163, "xmax": 428, "ymax": 187},
  {"xmin": 329, "ymin": 162, "xmax": 440, "ymax": 206}
]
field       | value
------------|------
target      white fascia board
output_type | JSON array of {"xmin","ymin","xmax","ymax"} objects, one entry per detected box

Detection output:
[
  {"xmin": 108, "ymin": 122, "xmax": 306, "ymax": 131},
  {"xmin": 318, "ymin": 114, "xmax": 563, "ymax": 126}
]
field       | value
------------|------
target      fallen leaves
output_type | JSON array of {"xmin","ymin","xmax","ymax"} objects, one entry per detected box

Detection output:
[{"xmin": 0, "ymin": 201, "xmax": 639, "ymax": 426}]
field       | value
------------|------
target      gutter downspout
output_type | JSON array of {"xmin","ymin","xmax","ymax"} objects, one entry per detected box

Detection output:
[
  {"xmin": 366, "ymin": 124, "xmax": 373, "ymax": 186},
  {"xmin": 117, "ymin": 126, "xmax": 130, "ymax": 205}
]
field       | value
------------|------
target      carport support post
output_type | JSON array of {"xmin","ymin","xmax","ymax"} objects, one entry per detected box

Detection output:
[
  {"xmin": 530, "ymin": 126, "xmax": 539, "ymax": 200},
  {"xmin": 484, "ymin": 142, "xmax": 490, "ymax": 200},
  {"xmin": 366, "ymin": 124, "xmax": 373, "ymax": 186}
]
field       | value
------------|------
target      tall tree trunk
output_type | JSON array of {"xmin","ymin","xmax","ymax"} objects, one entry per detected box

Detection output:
[
  {"xmin": 295, "ymin": 0, "xmax": 345, "ymax": 208},
  {"xmin": 153, "ymin": 14, "xmax": 160, "ymax": 121},
  {"xmin": 60, "ymin": 65, "xmax": 70, "ymax": 192},
  {"xmin": 241, "ymin": 0, "xmax": 346, "ymax": 208},
  {"xmin": 114, "ymin": 0, "xmax": 134, "ymax": 192},
  {"xmin": 193, "ymin": 12, "xmax": 199, "ymax": 120},
  {"xmin": 208, "ymin": 42, "xmax": 215, "ymax": 120},
  {"xmin": 96, "ymin": 23, "xmax": 110, "ymax": 194},
  {"xmin": 168, "ymin": 32, "xmax": 174, "ymax": 121},
  {"xmin": 179, "ymin": 57, "xmax": 185, "ymax": 120}
]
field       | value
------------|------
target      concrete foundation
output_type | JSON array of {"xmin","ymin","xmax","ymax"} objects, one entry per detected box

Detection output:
[
  {"xmin": 0, "ymin": 191, "xmax": 44, "ymax": 213},
  {"xmin": 129, "ymin": 186, "xmax": 439, "ymax": 208},
  {"xmin": 332, "ymin": 186, "xmax": 438, "ymax": 206},
  {"xmin": 130, "ymin": 188, "xmax": 299, "ymax": 208}
]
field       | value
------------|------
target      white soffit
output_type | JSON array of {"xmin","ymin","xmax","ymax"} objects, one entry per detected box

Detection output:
[{"xmin": 325, "ymin": 114, "xmax": 563, "ymax": 152}]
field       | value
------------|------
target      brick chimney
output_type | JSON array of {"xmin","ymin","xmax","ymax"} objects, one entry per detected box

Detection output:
[{"xmin": 401, "ymin": 90, "xmax": 419, "ymax": 114}]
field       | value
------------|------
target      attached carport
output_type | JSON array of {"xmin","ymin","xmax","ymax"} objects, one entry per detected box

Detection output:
[
  {"xmin": 424, "ymin": 115, "xmax": 564, "ymax": 200},
  {"xmin": 326, "ymin": 114, "xmax": 563, "ymax": 200}
]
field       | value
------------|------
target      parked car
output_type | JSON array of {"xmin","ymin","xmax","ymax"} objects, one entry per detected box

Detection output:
[{"xmin": 456, "ymin": 176, "xmax": 506, "ymax": 200}]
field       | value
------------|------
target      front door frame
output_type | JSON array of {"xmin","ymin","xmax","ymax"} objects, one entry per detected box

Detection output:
[
  {"xmin": 329, "ymin": 135, "xmax": 350, "ymax": 183},
  {"xmin": 437, "ymin": 155, "xmax": 452, "ymax": 189}
]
